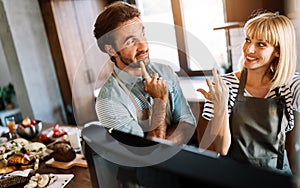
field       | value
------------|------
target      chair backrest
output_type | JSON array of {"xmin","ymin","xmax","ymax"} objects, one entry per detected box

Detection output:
[{"xmin": 82, "ymin": 123, "xmax": 295, "ymax": 188}]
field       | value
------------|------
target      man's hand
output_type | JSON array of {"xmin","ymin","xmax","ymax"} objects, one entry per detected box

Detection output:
[
  {"xmin": 140, "ymin": 61, "xmax": 168, "ymax": 139},
  {"xmin": 140, "ymin": 61, "xmax": 168, "ymax": 102}
]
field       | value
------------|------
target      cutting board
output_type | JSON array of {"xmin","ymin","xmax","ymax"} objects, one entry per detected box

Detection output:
[{"xmin": 45, "ymin": 154, "xmax": 88, "ymax": 169}]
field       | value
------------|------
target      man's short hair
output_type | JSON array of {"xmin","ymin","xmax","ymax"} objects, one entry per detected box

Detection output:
[{"xmin": 94, "ymin": 1, "xmax": 140, "ymax": 52}]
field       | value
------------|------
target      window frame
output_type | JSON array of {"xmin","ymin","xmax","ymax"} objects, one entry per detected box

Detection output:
[
  {"xmin": 170, "ymin": 0, "xmax": 213, "ymax": 76},
  {"xmin": 127, "ymin": 0, "xmax": 216, "ymax": 76}
]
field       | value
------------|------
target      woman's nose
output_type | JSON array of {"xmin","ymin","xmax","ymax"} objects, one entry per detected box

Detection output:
[{"xmin": 246, "ymin": 43, "xmax": 255, "ymax": 53}]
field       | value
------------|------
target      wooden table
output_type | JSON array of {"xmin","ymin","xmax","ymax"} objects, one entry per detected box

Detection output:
[
  {"xmin": 5, "ymin": 122, "xmax": 92, "ymax": 188},
  {"xmin": 37, "ymin": 122, "xmax": 92, "ymax": 188}
]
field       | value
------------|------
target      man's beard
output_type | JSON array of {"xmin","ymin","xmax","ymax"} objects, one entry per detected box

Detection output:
[{"xmin": 118, "ymin": 52, "xmax": 150, "ymax": 68}]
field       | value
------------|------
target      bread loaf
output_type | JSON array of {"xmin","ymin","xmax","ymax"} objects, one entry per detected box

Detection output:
[{"xmin": 52, "ymin": 143, "xmax": 76, "ymax": 162}]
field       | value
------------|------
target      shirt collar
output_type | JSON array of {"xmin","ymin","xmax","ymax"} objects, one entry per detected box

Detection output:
[{"xmin": 113, "ymin": 65, "xmax": 143, "ymax": 85}]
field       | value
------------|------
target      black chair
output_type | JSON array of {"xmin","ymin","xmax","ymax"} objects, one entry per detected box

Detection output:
[{"xmin": 82, "ymin": 123, "xmax": 296, "ymax": 188}]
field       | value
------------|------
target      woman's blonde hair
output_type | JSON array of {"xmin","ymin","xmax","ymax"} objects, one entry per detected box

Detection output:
[{"xmin": 241, "ymin": 11, "xmax": 297, "ymax": 88}]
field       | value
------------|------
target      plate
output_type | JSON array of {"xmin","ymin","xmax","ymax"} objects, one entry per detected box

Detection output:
[
  {"xmin": 41, "ymin": 126, "xmax": 78, "ymax": 141},
  {"xmin": 47, "ymin": 174, "xmax": 74, "ymax": 188}
]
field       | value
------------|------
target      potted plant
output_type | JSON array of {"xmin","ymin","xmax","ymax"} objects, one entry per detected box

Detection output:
[
  {"xmin": 0, "ymin": 96, "xmax": 4, "ymax": 111},
  {"xmin": 0, "ymin": 83, "xmax": 16, "ymax": 110}
]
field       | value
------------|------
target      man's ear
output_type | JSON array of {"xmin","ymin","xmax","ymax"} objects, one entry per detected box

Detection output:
[{"xmin": 104, "ymin": 44, "xmax": 117, "ymax": 57}]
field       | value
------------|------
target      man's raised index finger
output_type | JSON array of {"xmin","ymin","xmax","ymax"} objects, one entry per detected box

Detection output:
[{"xmin": 140, "ymin": 61, "xmax": 151, "ymax": 79}]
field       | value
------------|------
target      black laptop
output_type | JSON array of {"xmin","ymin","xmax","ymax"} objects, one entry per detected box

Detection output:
[{"xmin": 82, "ymin": 123, "xmax": 295, "ymax": 188}]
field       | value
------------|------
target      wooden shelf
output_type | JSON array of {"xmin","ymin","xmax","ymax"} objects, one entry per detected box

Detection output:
[{"xmin": 213, "ymin": 22, "xmax": 245, "ymax": 30}]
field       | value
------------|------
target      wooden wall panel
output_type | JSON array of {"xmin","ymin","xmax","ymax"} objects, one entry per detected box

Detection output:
[
  {"xmin": 50, "ymin": 0, "xmax": 84, "ymax": 87},
  {"xmin": 39, "ymin": 0, "xmax": 108, "ymax": 125},
  {"xmin": 224, "ymin": 0, "xmax": 285, "ymax": 22}
]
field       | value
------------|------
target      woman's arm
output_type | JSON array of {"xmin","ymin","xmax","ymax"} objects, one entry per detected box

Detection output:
[
  {"xmin": 200, "ymin": 105, "xmax": 231, "ymax": 155},
  {"xmin": 197, "ymin": 68, "xmax": 231, "ymax": 155}
]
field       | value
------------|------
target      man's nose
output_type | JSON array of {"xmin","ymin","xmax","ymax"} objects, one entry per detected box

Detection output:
[{"xmin": 136, "ymin": 40, "xmax": 148, "ymax": 51}]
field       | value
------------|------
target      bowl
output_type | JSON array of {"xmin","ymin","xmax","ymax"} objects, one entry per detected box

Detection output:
[{"xmin": 17, "ymin": 120, "xmax": 43, "ymax": 140}]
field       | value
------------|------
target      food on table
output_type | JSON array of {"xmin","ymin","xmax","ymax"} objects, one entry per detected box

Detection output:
[
  {"xmin": 39, "ymin": 123, "xmax": 67, "ymax": 143},
  {"xmin": 0, "ymin": 138, "xmax": 29, "ymax": 168},
  {"xmin": 0, "ymin": 138, "xmax": 49, "ymax": 175},
  {"xmin": 0, "ymin": 153, "xmax": 37, "ymax": 174},
  {"xmin": 22, "ymin": 116, "xmax": 32, "ymax": 126},
  {"xmin": 0, "ymin": 166, "xmax": 17, "ymax": 174},
  {"xmin": 39, "ymin": 133, "xmax": 51, "ymax": 143},
  {"xmin": 7, "ymin": 153, "xmax": 31, "ymax": 165},
  {"xmin": 10, "ymin": 137, "xmax": 29, "ymax": 146},
  {"xmin": 1, "ymin": 138, "xmax": 29, "ymax": 157},
  {"xmin": 24, "ymin": 173, "xmax": 58, "ymax": 188},
  {"xmin": 24, "ymin": 180, "xmax": 37, "ymax": 188},
  {"xmin": 52, "ymin": 124, "xmax": 67, "ymax": 138},
  {"xmin": 37, "ymin": 174, "xmax": 50, "ymax": 187},
  {"xmin": 51, "ymin": 142, "xmax": 76, "ymax": 162},
  {"xmin": 1, "ymin": 139, "xmax": 47, "ymax": 159},
  {"xmin": 25, "ymin": 142, "xmax": 46, "ymax": 153},
  {"xmin": 0, "ymin": 145, "xmax": 6, "ymax": 154},
  {"xmin": 17, "ymin": 117, "xmax": 42, "ymax": 139},
  {"xmin": 19, "ymin": 116, "xmax": 37, "ymax": 128},
  {"xmin": 25, "ymin": 142, "xmax": 51, "ymax": 160},
  {"xmin": 19, "ymin": 158, "xmax": 39, "ymax": 171},
  {"xmin": 7, "ymin": 117, "xmax": 16, "ymax": 134}
]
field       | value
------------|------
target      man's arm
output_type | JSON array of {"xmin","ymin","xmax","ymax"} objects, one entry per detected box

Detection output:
[
  {"xmin": 140, "ymin": 62, "xmax": 196, "ymax": 144},
  {"xmin": 146, "ymin": 98, "xmax": 168, "ymax": 139},
  {"xmin": 165, "ymin": 121, "xmax": 196, "ymax": 145},
  {"xmin": 140, "ymin": 62, "xmax": 169, "ymax": 139}
]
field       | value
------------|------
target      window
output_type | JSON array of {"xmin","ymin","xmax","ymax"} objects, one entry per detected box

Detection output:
[
  {"xmin": 136, "ymin": 0, "xmax": 180, "ymax": 72},
  {"xmin": 135, "ymin": 0, "xmax": 228, "ymax": 76}
]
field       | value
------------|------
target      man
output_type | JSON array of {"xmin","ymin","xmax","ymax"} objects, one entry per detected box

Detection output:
[{"xmin": 94, "ymin": 1, "xmax": 196, "ymax": 145}]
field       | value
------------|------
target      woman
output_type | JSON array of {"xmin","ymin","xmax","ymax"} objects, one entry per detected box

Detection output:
[{"xmin": 197, "ymin": 11, "xmax": 300, "ymax": 175}]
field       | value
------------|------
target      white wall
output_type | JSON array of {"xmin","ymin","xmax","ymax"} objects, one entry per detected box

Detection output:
[
  {"xmin": 0, "ymin": 0, "xmax": 66, "ymax": 123},
  {"xmin": 0, "ymin": 41, "xmax": 11, "ymax": 86}
]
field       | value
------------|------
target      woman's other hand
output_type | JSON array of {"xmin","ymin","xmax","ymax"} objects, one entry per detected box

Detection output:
[{"xmin": 197, "ymin": 68, "xmax": 229, "ymax": 107}]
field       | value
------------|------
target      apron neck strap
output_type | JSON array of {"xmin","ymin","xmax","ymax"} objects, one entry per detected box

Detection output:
[
  {"xmin": 237, "ymin": 69, "xmax": 247, "ymax": 101},
  {"xmin": 237, "ymin": 69, "xmax": 281, "ymax": 99},
  {"xmin": 112, "ymin": 70, "xmax": 141, "ymax": 112}
]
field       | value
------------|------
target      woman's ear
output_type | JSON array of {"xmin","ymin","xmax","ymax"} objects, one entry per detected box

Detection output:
[
  {"xmin": 104, "ymin": 44, "xmax": 117, "ymax": 57},
  {"xmin": 274, "ymin": 49, "xmax": 280, "ymax": 58}
]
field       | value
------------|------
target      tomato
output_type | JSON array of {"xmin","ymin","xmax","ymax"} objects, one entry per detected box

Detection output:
[
  {"xmin": 52, "ymin": 131, "xmax": 61, "ymax": 138},
  {"xmin": 52, "ymin": 129, "xmax": 67, "ymax": 138},
  {"xmin": 52, "ymin": 124, "xmax": 67, "ymax": 137},
  {"xmin": 40, "ymin": 133, "xmax": 50, "ymax": 142},
  {"xmin": 53, "ymin": 124, "xmax": 60, "ymax": 132},
  {"xmin": 18, "ymin": 124, "xmax": 25, "ymax": 130}
]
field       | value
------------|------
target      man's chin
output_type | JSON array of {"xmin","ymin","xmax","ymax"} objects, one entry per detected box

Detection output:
[
  {"xmin": 138, "ymin": 58, "xmax": 150, "ymax": 66},
  {"xmin": 128, "ymin": 59, "xmax": 148, "ymax": 68},
  {"xmin": 126, "ymin": 61, "xmax": 142, "ymax": 69}
]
